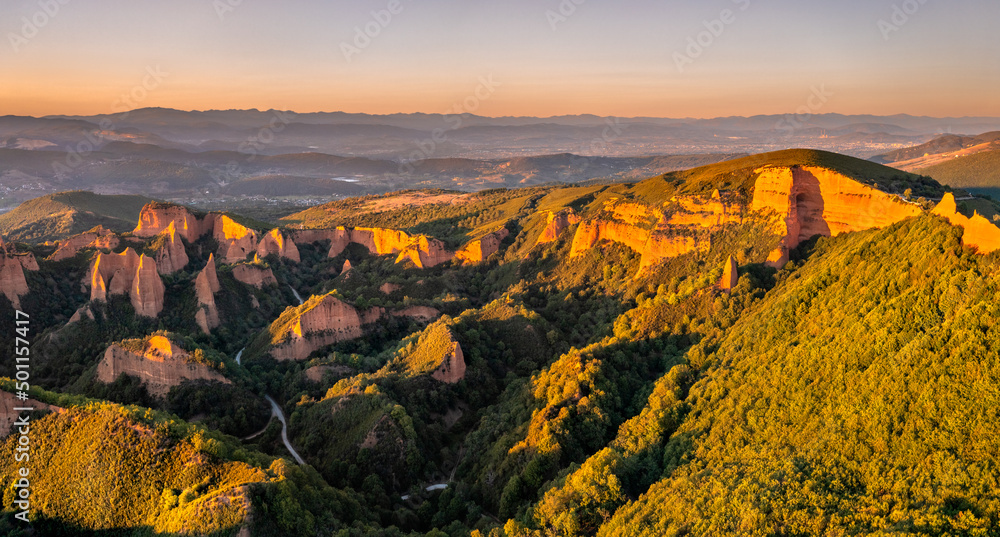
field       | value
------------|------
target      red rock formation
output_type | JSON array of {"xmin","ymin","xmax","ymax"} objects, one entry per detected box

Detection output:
[
  {"xmin": 570, "ymin": 219, "xmax": 707, "ymax": 272},
  {"xmin": 271, "ymin": 295, "xmax": 365, "ymax": 361},
  {"xmin": 537, "ymin": 210, "xmax": 581, "ymax": 245},
  {"xmin": 341, "ymin": 259, "xmax": 353, "ymax": 273},
  {"xmin": 68, "ymin": 305, "xmax": 94, "ymax": 324},
  {"xmin": 1, "ymin": 390, "xmax": 61, "ymax": 437},
  {"xmin": 718, "ymin": 256, "xmax": 738, "ymax": 293},
  {"xmin": 213, "ymin": 215, "xmax": 259, "ymax": 264},
  {"xmin": 666, "ymin": 193, "xmax": 743, "ymax": 228},
  {"xmin": 48, "ymin": 227, "xmax": 120, "ymax": 261},
  {"xmin": 395, "ymin": 235, "xmax": 454, "ymax": 268},
  {"xmin": 134, "ymin": 203, "xmax": 209, "ymax": 242},
  {"xmin": 256, "ymin": 229, "xmax": 301, "ymax": 262},
  {"xmin": 432, "ymin": 342, "xmax": 466, "ymax": 384},
  {"xmin": 0, "ymin": 239, "xmax": 39, "ymax": 309},
  {"xmin": 456, "ymin": 228, "xmax": 510, "ymax": 264},
  {"xmin": 391, "ymin": 306, "xmax": 442, "ymax": 322},
  {"xmin": 932, "ymin": 193, "xmax": 1000, "ymax": 254},
  {"xmin": 232, "ymin": 264, "xmax": 277, "ymax": 288},
  {"xmin": 131, "ymin": 254, "xmax": 165, "ymax": 318},
  {"xmin": 194, "ymin": 255, "xmax": 221, "ymax": 334},
  {"xmin": 361, "ymin": 306, "xmax": 387, "ymax": 325},
  {"xmin": 97, "ymin": 335, "xmax": 231, "ymax": 397},
  {"xmin": 87, "ymin": 248, "xmax": 140, "ymax": 301},
  {"xmin": 153, "ymin": 222, "xmax": 190, "ymax": 274},
  {"xmin": 751, "ymin": 166, "xmax": 923, "ymax": 266}
]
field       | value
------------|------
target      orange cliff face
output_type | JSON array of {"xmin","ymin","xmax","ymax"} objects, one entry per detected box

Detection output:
[
  {"xmin": 194, "ymin": 255, "xmax": 221, "ymax": 334},
  {"xmin": 456, "ymin": 228, "xmax": 510, "ymax": 265},
  {"xmin": 432, "ymin": 341, "xmax": 466, "ymax": 384},
  {"xmin": 97, "ymin": 336, "xmax": 230, "ymax": 397},
  {"xmin": 395, "ymin": 235, "xmax": 454, "ymax": 268},
  {"xmin": 271, "ymin": 295, "xmax": 365, "ymax": 361},
  {"xmin": 0, "ymin": 240, "xmax": 37, "ymax": 309},
  {"xmin": 131, "ymin": 254, "xmax": 165, "ymax": 318},
  {"xmin": 301, "ymin": 227, "xmax": 456, "ymax": 268},
  {"xmin": 48, "ymin": 227, "xmax": 120, "ymax": 261},
  {"xmin": 932, "ymin": 193, "xmax": 1000, "ymax": 253},
  {"xmin": 537, "ymin": 210, "xmax": 581, "ymax": 245},
  {"xmin": 257, "ymin": 229, "xmax": 301, "ymax": 262},
  {"xmin": 212, "ymin": 215, "xmax": 259, "ymax": 264},
  {"xmin": 153, "ymin": 222, "xmax": 189, "ymax": 274},
  {"xmin": 751, "ymin": 166, "xmax": 923, "ymax": 265},
  {"xmin": 570, "ymin": 218, "xmax": 708, "ymax": 273},
  {"xmin": 88, "ymin": 248, "xmax": 140, "ymax": 301},
  {"xmin": 134, "ymin": 203, "xmax": 208, "ymax": 242}
]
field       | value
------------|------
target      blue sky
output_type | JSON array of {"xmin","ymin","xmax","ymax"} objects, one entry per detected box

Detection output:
[{"xmin": 1, "ymin": 0, "xmax": 997, "ymax": 117}]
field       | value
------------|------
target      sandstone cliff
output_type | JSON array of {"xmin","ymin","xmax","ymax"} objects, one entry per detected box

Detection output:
[
  {"xmin": 131, "ymin": 254, "xmax": 165, "ymax": 318},
  {"xmin": 88, "ymin": 248, "xmax": 140, "ymax": 302},
  {"xmin": 213, "ymin": 215, "xmax": 259, "ymax": 264},
  {"xmin": 432, "ymin": 342, "xmax": 466, "ymax": 384},
  {"xmin": 270, "ymin": 295, "xmax": 365, "ymax": 361},
  {"xmin": 0, "ymin": 239, "xmax": 39, "ymax": 309},
  {"xmin": 537, "ymin": 210, "xmax": 581, "ymax": 245},
  {"xmin": 194, "ymin": 255, "xmax": 221, "ymax": 334},
  {"xmin": 231, "ymin": 263, "xmax": 278, "ymax": 288},
  {"xmin": 257, "ymin": 228, "xmax": 301, "ymax": 262},
  {"xmin": 134, "ymin": 203, "xmax": 208, "ymax": 242},
  {"xmin": 152, "ymin": 222, "xmax": 189, "ymax": 274},
  {"xmin": 570, "ymin": 218, "xmax": 707, "ymax": 272},
  {"xmin": 751, "ymin": 166, "xmax": 923, "ymax": 266},
  {"xmin": 391, "ymin": 306, "xmax": 442, "ymax": 322},
  {"xmin": 97, "ymin": 335, "xmax": 230, "ymax": 397},
  {"xmin": 718, "ymin": 255, "xmax": 738, "ymax": 293},
  {"xmin": 456, "ymin": 228, "xmax": 510, "ymax": 264},
  {"xmin": 932, "ymin": 193, "xmax": 1000, "ymax": 254},
  {"xmin": 296, "ymin": 227, "xmax": 456, "ymax": 268},
  {"xmin": 48, "ymin": 227, "xmax": 120, "ymax": 261}
]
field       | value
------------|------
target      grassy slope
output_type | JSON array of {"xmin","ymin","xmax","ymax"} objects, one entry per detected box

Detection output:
[
  {"xmin": 0, "ymin": 190, "xmax": 154, "ymax": 241},
  {"xmin": 918, "ymin": 148, "xmax": 1000, "ymax": 195}
]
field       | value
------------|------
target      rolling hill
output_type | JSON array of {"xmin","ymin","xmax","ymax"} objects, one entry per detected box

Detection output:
[{"xmin": 0, "ymin": 191, "xmax": 154, "ymax": 241}]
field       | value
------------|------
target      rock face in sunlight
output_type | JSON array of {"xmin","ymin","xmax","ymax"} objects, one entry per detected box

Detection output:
[
  {"xmin": 432, "ymin": 341, "xmax": 466, "ymax": 384},
  {"xmin": 537, "ymin": 209, "xmax": 581, "ymax": 245},
  {"xmin": 131, "ymin": 254, "xmax": 165, "ymax": 318},
  {"xmin": 152, "ymin": 222, "xmax": 189, "ymax": 274},
  {"xmin": 134, "ymin": 203, "xmax": 208, "ymax": 242},
  {"xmin": 257, "ymin": 228, "xmax": 301, "ymax": 262},
  {"xmin": 97, "ymin": 335, "xmax": 230, "ymax": 397},
  {"xmin": 48, "ymin": 226, "xmax": 120, "ymax": 261},
  {"xmin": 570, "ymin": 218, "xmax": 708, "ymax": 272},
  {"xmin": 456, "ymin": 228, "xmax": 509, "ymax": 264},
  {"xmin": 752, "ymin": 166, "xmax": 923, "ymax": 266},
  {"xmin": 213, "ymin": 215, "xmax": 259, "ymax": 264},
  {"xmin": 0, "ymin": 238, "xmax": 37, "ymax": 309},
  {"xmin": 194, "ymin": 254, "xmax": 221, "ymax": 334},
  {"xmin": 271, "ymin": 295, "xmax": 365, "ymax": 361},
  {"xmin": 932, "ymin": 193, "xmax": 1000, "ymax": 253},
  {"xmin": 719, "ymin": 255, "xmax": 738, "ymax": 293},
  {"xmin": 88, "ymin": 248, "xmax": 141, "ymax": 302}
]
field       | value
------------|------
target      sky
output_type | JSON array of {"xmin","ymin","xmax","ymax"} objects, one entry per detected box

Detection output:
[{"xmin": 0, "ymin": 0, "xmax": 997, "ymax": 118}]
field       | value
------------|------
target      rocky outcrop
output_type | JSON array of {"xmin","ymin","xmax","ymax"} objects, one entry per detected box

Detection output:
[
  {"xmin": 751, "ymin": 166, "xmax": 923, "ymax": 266},
  {"xmin": 537, "ymin": 210, "xmax": 581, "ymax": 245},
  {"xmin": 88, "ymin": 248, "xmax": 140, "ymax": 301},
  {"xmin": 391, "ymin": 306, "xmax": 441, "ymax": 322},
  {"xmin": 1, "ymin": 390, "xmax": 61, "ymax": 437},
  {"xmin": 718, "ymin": 256, "xmax": 738, "ymax": 293},
  {"xmin": 666, "ymin": 190, "xmax": 744, "ymax": 228},
  {"xmin": 932, "ymin": 193, "xmax": 1000, "ymax": 254},
  {"xmin": 341, "ymin": 259, "xmax": 353, "ymax": 273},
  {"xmin": 256, "ymin": 229, "xmax": 301, "ymax": 262},
  {"xmin": 456, "ymin": 228, "xmax": 510, "ymax": 264},
  {"xmin": 271, "ymin": 295, "xmax": 365, "ymax": 361},
  {"xmin": 194, "ymin": 255, "xmax": 221, "ymax": 334},
  {"xmin": 213, "ymin": 216, "xmax": 259, "ymax": 264},
  {"xmin": 432, "ymin": 342, "xmax": 466, "ymax": 384},
  {"xmin": 97, "ymin": 335, "xmax": 230, "ymax": 397},
  {"xmin": 231, "ymin": 264, "xmax": 277, "ymax": 288},
  {"xmin": 570, "ymin": 219, "xmax": 707, "ymax": 272},
  {"xmin": 68, "ymin": 305, "xmax": 94, "ymax": 324},
  {"xmin": 395, "ymin": 235, "xmax": 454, "ymax": 268},
  {"xmin": 152, "ymin": 222, "xmax": 189, "ymax": 274},
  {"xmin": 134, "ymin": 203, "xmax": 209, "ymax": 242},
  {"xmin": 0, "ymin": 239, "xmax": 38, "ymax": 309},
  {"xmin": 48, "ymin": 227, "xmax": 120, "ymax": 261},
  {"xmin": 380, "ymin": 283, "xmax": 401, "ymax": 294},
  {"xmin": 131, "ymin": 255, "xmax": 165, "ymax": 318},
  {"xmin": 296, "ymin": 227, "xmax": 455, "ymax": 268}
]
